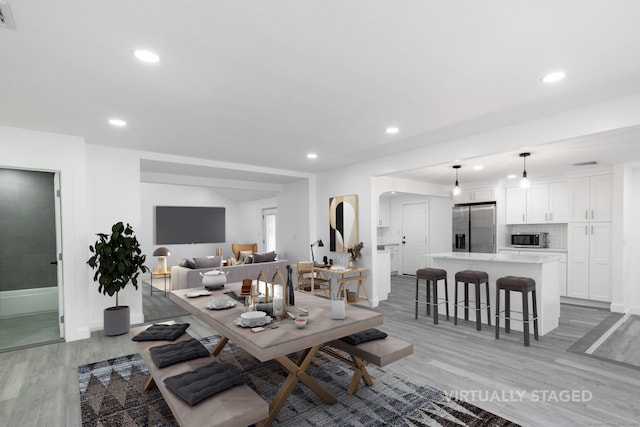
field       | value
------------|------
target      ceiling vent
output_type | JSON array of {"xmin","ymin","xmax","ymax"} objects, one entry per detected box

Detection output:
[
  {"xmin": 0, "ymin": 2, "xmax": 16, "ymax": 30},
  {"xmin": 572, "ymin": 161, "xmax": 598, "ymax": 167}
]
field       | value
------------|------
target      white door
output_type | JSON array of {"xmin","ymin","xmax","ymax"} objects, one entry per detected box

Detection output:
[
  {"xmin": 54, "ymin": 173, "xmax": 64, "ymax": 338},
  {"xmin": 262, "ymin": 208, "xmax": 277, "ymax": 253},
  {"xmin": 401, "ymin": 202, "xmax": 428, "ymax": 275}
]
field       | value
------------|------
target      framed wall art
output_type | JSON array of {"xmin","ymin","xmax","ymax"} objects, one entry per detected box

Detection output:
[{"xmin": 329, "ymin": 194, "xmax": 358, "ymax": 253}]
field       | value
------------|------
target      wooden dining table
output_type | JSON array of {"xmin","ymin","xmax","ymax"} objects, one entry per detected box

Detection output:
[{"xmin": 170, "ymin": 281, "xmax": 383, "ymax": 427}]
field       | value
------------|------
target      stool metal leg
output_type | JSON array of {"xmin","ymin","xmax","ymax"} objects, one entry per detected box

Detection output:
[
  {"xmin": 485, "ymin": 281, "xmax": 491, "ymax": 326},
  {"xmin": 426, "ymin": 280, "xmax": 431, "ymax": 316},
  {"xmin": 505, "ymin": 290, "xmax": 511, "ymax": 333},
  {"xmin": 532, "ymin": 289, "xmax": 539, "ymax": 340},
  {"xmin": 414, "ymin": 276, "xmax": 419, "ymax": 320},
  {"xmin": 454, "ymin": 281, "xmax": 459, "ymax": 325},
  {"xmin": 433, "ymin": 280, "xmax": 439, "ymax": 325},
  {"xmin": 474, "ymin": 282, "xmax": 481, "ymax": 331},
  {"xmin": 522, "ymin": 290, "xmax": 530, "ymax": 346},
  {"xmin": 495, "ymin": 287, "xmax": 500, "ymax": 339},
  {"xmin": 444, "ymin": 278, "xmax": 450, "ymax": 320},
  {"xmin": 464, "ymin": 283, "xmax": 469, "ymax": 321}
]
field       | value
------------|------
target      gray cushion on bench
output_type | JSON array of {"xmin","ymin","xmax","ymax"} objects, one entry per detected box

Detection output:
[
  {"xmin": 149, "ymin": 338, "xmax": 210, "ymax": 368},
  {"xmin": 131, "ymin": 323, "xmax": 190, "ymax": 341},
  {"xmin": 340, "ymin": 328, "xmax": 388, "ymax": 345},
  {"xmin": 164, "ymin": 362, "xmax": 245, "ymax": 406}
]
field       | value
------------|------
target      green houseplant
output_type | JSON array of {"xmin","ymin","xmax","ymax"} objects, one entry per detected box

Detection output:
[{"xmin": 87, "ymin": 221, "xmax": 148, "ymax": 335}]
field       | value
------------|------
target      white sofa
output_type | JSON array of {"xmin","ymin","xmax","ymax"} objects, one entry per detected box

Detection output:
[{"xmin": 171, "ymin": 259, "xmax": 289, "ymax": 290}]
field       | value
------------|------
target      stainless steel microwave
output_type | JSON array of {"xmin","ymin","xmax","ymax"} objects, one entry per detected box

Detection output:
[{"xmin": 511, "ymin": 233, "xmax": 549, "ymax": 248}]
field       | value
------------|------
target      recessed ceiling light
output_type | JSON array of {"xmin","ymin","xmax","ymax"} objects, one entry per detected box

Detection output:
[
  {"xmin": 385, "ymin": 127, "xmax": 399, "ymax": 134},
  {"xmin": 507, "ymin": 174, "xmax": 517, "ymax": 179},
  {"xmin": 542, "ymin": 71, "xmax": 565, "ymax": 83},
  {"xmin": 473, "ymin": 165, "xmax": 484, "ymax": 171},
  {"xmin": 134, "ymin": 49, "xmax": 160, "ymax": 63},
  {"xmin": 307, "ymin": 153, "xmax": 318, "ymax": 159},
  {"xmin": 108, "ymin": 118, "xmax": 127, "ymax": 127}
]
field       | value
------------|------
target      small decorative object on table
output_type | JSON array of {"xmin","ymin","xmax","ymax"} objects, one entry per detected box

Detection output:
[
  {"xmin": 347, "ymin": 241, "xmax": 364, "ymax": 268},
  {"xmin": 285, "ymin": 265, "xmax": 295, "ymax": 306}
]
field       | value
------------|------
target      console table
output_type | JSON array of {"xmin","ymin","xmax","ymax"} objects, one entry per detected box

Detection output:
[
  {"xmin": 314, "ymin": 267, "xmax": 371, "ymax": 307},
  {"xmin": 150, "ymin": 271, "xmax": 171, "ymax": 297}
]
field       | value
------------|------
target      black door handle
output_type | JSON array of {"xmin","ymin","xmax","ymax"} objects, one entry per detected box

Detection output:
[{"xmin": 50, "ymin": 261, "xmax": 58, "ymax": 265}]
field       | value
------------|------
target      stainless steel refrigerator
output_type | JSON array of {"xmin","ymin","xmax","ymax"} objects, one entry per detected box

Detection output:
[{"xmin": 452, "ymin": 203, "xmax": 496, "ymax": 253}]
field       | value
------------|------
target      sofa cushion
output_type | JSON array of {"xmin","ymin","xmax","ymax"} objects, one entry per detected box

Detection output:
[
  {"xmin": 178, "ymin": 258, "xmax": 195, "ymax": 269},
  {"xmin": 253, "ymin": 251, "xmax": 277, "ymax": 263},
  {"xmin": 194, "ymin": 256, "xmax": 222, "ymax": 269}
]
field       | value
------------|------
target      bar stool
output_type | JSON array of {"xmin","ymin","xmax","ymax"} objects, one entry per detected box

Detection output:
[
  {"xmin": 454, "ymin": 270, "xmax": 491, "ymax": 331},
  {"xmin": 495, "ymin": 276, "xmax": 539, "ymax": 346},
  {"xmin": 415, "ymin": 268, "xmax": 449, "ymax": 324}
]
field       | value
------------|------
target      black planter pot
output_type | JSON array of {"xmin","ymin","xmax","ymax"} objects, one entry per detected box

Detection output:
[{"xmin": 104, "ymin": 305, "xmax": 130, "ymax": 336}]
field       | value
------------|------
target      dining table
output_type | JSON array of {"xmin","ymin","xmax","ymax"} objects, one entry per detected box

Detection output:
[{"xmin": 170, "ymin": 280, "xmax": 383, "ymax": 427}]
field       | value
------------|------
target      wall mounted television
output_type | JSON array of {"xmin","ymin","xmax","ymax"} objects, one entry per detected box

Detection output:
[{"xmin": 155, "ymin": 206, "xmax": 225, "ymax": 244}]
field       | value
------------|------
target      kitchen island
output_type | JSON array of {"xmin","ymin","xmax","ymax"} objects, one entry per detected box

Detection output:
[{"xmin": 427, "ymin": 252, "xmax": 560, "ymax": 335}]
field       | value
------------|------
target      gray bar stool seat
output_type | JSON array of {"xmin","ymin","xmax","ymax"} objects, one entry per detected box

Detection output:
[
  {"xmin": 495, "ymin": 275, "xmax": 539, "ymax": 346},
  {"xmin": 454, "ymin": 270, "xmax": 491, "ymax": 331},
  {"xmin": 415, "ymin": 268, "xmax": 449, "ymax": 324}
]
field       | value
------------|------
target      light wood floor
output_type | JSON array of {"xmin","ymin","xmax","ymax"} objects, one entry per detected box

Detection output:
[{"xmin": 1, "ymin": 276, "xmax": 639, "ymax": 426}]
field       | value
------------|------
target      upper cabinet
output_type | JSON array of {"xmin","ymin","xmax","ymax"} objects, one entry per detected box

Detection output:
[
  {"xmin": 567, "ymin": 174, "xmax": 612, "ymax": 222},
  {"xmin": 453, "ymin": 186, "xmax": 496, "ymax": 204},
  {"xmin": 506, "ymin": 181, "xmax": 568, "ymax": 224},
  {"xmin": 378, "ymin": 199, "xmax": 391, "ymax": 227}
]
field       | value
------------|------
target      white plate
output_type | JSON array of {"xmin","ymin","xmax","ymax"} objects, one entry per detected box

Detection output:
[
  {"xmin": 234, "ymin": 316, "xmax": 273, "ymax": 328},
  {"xmin": 206, "ymin": 300, "xmax": 236, "ymax": 310},
  {"xmin": 185, "ymin": 290, "xmax": 212, "ymax": 298}
]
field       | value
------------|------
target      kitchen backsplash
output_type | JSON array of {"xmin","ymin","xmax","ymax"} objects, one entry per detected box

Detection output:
[{"xmin": 506, "ymin": 223, "xmax": 568, "ymax": 249}]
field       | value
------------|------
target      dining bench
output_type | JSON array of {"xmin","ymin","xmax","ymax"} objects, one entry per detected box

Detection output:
[
  {"xmin": 321, "ymin": 335, "xmax": 413, "ymax": 395},
  {"xmin": 130, "ymin": 325, "xmax": 268, "ymax": 427}
]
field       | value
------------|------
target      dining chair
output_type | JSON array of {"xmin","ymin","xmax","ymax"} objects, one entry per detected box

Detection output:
[{"xmin": 296, "ymin": 261, "xmax": 331, "ymax": 297}]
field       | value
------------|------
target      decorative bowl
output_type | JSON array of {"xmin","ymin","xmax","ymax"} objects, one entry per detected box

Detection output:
[
  {"xmin": 294, "ymin": 318, "xmax": 307, "ymax": 329},
  {"xmin": 241, "ymin": 311, "xmax": 267, "ymax": 326}
]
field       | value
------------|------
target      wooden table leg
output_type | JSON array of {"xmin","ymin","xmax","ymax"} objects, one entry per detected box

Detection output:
[
  {"xmin": 257, "ymin": 345, "xmax": 337, "ymax": 427},
  {"xmin": 210, "ymin": 336, "xmax": 229, "ymax": 356}
]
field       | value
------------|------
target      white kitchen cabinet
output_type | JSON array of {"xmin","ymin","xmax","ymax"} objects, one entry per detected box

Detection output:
[
  {"xmin": 453, "ymin": 186, "xmax": 496, "ymax": 204},
  {"xmin": 502, "ymin": 249, "xmax": 568, "ymax": 297},
  {"xmin": 568, "ymin": 174, "xmax": 612, "ymax": 222},
  {"xmin": 378, "ymin": 199, "xmax": 391, "ymax": 227},
  {"xmin": 508, "ymin": 182, "xmax": 568, "ymax": 224},
  {"xmin": 567, "ymin": 222, "xmax": 611, "ymax": 301},
  {"xmin": 506, "ymin": 187, "xmax": 526, "ymax": 224}
]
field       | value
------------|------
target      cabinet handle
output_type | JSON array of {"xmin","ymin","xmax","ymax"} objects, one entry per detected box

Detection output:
[
  {"xmin": 545, "ymin": 213, "xmax": 548, "ymax": 221},
  {"xmin": 585, "ymin": 225, "xmax": 588, "ymax": 235},
  {"xmin": 585, "ymin": 210, "xmax": 588, "ymax": 220},
  {"xmin": 522, "ymin": 213, "xmax": 525, "ymax": 223},
  {"xmin": 591, "ymin": 225, "xmax": 594, "ymax": 235},
  {"xmin": 550, "ymin": 212, "xmax": 553, "ymax": 221},
  {"xmin": 591, "ymin": 209, "xmax": 594, "ymax": 219}
]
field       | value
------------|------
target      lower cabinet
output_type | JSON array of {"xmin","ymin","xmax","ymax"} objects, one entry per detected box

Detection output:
[
  {"xmin": 498, "ymin": 249, "xmax": 567, "ymax": 296},
  {"xmin": 567, "ymin": 222, "xmax": 612, "ymax": 301}
]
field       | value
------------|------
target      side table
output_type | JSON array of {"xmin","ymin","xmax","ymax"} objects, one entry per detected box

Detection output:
[{"xmin": 150, "ymin": 271, "xmax": 171, "ymax": 297}]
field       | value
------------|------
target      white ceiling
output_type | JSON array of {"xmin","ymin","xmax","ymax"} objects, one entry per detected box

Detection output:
[{"xmin": 2, "ymin": 1, "xmax": 640, "ymax": 188}]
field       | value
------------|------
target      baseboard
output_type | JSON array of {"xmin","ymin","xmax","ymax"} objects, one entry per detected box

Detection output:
[{"xmin": 560, "ymin": 296, "xmax": 610, "ymax": 310}]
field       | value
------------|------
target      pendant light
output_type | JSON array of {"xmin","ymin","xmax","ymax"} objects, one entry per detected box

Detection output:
[
  {"xmin": 519, "ymin": 152, "xmax": 531, "ymax": 189},
  {"xmin": 452, "ymin": 165, "xmax": 462, "ymax": 196}
]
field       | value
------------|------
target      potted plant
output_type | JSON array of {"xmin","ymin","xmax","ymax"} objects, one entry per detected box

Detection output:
[
  {"xmin": 348, "ymin": 241, "xmax": 364, "ymax": 268},
  {"xmin": 87, "ymin": 221, "xmax": 149, "ymax": 336}
]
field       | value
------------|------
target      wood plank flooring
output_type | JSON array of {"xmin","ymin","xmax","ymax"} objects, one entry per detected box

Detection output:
[{"xmin": 1, "ymin": 275, "xmax": 639, "ymax": 426}]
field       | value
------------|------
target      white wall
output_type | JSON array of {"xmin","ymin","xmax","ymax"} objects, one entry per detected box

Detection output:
[
  {"xmin": 0, "ymin": 126, "xmax": 90, "ymax": 341},
  {"xmin": 276, "ymin": 179, "xmax": 311, "ymax": 263}
]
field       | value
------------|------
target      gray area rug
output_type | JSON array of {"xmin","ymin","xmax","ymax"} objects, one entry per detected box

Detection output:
[{"xmin": 78, "ymin": 336, "xmax": 520, "ymax": 426}]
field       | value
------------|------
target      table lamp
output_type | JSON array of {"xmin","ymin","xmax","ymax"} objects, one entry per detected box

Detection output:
[
  {"xmin": 152, "ymin": 247, "xmax": 171, "ymax": 273},
  {"xmin": 310, "ymin": 239, "xmax": 324, "ymax": 263}
]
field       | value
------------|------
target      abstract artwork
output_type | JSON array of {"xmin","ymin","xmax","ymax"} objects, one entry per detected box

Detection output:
[{"xmin": 329, "ymin": 194, "xmax": 358, "ymax": 253}]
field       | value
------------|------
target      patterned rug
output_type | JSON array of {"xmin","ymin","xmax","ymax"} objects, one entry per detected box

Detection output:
[{"xmin": 78, "ymin": 336, "xmax": 519, "ymax": 426}]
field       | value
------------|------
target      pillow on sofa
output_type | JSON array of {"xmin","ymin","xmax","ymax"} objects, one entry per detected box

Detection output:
[
  {"xmin": 194, "ymin": 256, "xmax": 222, "ymax": 269},
  {"xmin": 179, "ymin": 258, "xmax": 195, "ymax": 269},
  {"xmin": 238, "ymin": 251, "xmax": 253, "ymax": 264},
  {"xmin": 252, "ymin": 251, "xmax": 277, "ymax": 263}
]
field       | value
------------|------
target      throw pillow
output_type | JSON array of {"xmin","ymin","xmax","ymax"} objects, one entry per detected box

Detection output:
[
  {"xmin": 193, "ymin": 256, "xmax": 222, "ymax": 269},
  {"xmin": 238, "ymin": 251, "xmax": 253, "ymax": 264},
  {"xmin": 252, "ymin": 251, "xmax": 277, "ymax": 263},
  {"xmin": 178, "ymin": 258, "xmax": 195, "ymax": 269}
]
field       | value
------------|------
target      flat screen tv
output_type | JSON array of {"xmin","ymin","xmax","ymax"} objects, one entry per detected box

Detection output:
[{"xmin": 155, "ymin": 206, "xmax": 225, "ymax": 244}]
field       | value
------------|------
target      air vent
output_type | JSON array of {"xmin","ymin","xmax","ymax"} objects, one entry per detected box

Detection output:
[
  {"xmin": 0, "ymin": 2, "xmax": 16, "ymax": 30},
  {"xmin": 573, "ymin": 161, "xmax": 598, "ymax": 167}
]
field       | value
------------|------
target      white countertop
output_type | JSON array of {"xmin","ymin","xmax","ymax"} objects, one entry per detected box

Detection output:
[
  {"xmin": 498, "ymin": 247, "xmax": 567, "ymax": 253},
  {"xmin": 428, "ymin": 252, "xmax": 560, "ymax": 264}
]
